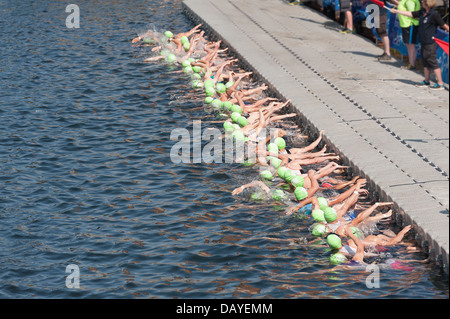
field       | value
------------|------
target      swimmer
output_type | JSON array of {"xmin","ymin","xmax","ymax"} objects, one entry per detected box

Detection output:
[
  {"xmin": 300, "ymin": 226, "xmax": 425, "ymax": 273},
  {"xmin": 132, "ymin": 24, "xmax": 202, "ymax": 44},
  {"xmin": 289, "ymin": 130, "xmax": 325, "ymax": 155},
  {"xmin": 325, "ymin": 224, "xmax": 414, "ymax": 257},
  {"xmin": 231, "ymin": 169, "xmax": 319, "ymax": 203},
  {"xmin": 230, "ymin": 180, "xmax": 289, "ymax": 201},
  {"xmin": 286, "ymin": 177, "xmax": 368, "ymax": 216},
  {"xmin": 309, "ymin": 202, "xmax": 394, "ymax": 239},
  {"xmin": 132, "ymin": 29, "xmax": 157, "ymax": 44},
  {"xmin": 231, "ymin": 180, "xmax": 271, "ymax": 196}
]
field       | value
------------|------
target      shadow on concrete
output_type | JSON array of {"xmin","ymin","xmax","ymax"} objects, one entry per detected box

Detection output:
[
  {"xmin": 289, "ymin": 15, "xmax": 327, "ymax": 26},
  {"xmin": 342, "ymin": 50, "xmax": 379, "ymax": 58},
  {"xmin": 382, "ymin": 78, "xmax": 421, "ymax": 86}
]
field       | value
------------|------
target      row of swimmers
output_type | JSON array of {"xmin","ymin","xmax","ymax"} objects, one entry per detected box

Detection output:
[{"xmin": 132, "ymin": 24, "xmax": 429, "ymax": 272}]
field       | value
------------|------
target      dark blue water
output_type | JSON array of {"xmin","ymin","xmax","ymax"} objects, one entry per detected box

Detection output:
[{"xmin": 0, "ymin": 0, "xmax": 448, "ymax": 299}]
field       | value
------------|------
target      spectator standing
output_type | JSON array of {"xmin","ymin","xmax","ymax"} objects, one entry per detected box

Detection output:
[
  {"xmin": 397, "ymin": 0, "xmax": 421, "ymax": 70},
  {"xmin": 339, "ymin": 0, "xmax": 355, "ymax": 33},
  {"xmin": 391, "ymin": 0, "xmax": 449, "ymax": 89},
  {"xmin": 372, "ymin": 0, "xmax": 400, "ymax": 61}
]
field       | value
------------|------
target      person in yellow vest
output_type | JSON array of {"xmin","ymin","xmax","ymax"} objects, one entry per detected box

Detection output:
[{"xmin": 397, "ymin": 0, "xmax": 421, "ymax": 70}]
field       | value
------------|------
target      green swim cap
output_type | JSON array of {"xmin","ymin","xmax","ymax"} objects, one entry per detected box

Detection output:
[
  {"xmin": 191, "ymin": 80, "xmax": 203, "ymax": 89},
  {"xmin": 225, "ymin": 81, "xmax": 234, "ymax": 88},
  {"xmin": 182, "ymin": 60, "xmax": 191, "ymax": 67},
  {"xmin": 242, "ymin": 160, "xmax": 255, "ymax": 167},
  {"xmin": 330, "ymin": 252, "xmax": 347, "ymax": 265},
  {"xmin": 327, "ymin": 234, "xmax": 342, "ymax": 250},
  {"xmin": 205, "ymin": 97, "xmax": 214, "ymax": 104},
  {"xmin": 317, "ymin": 197, "xmax": 328, "ymax": 210},
  {"xmin": 251, "ymin": 191, "xmax": 265, "ymax": 201},
  {"xmin": 284, "ymin": 170, "xmax": 296, "ymax": 183},
  {"xmin": 238, "ymin": 116, "xmax": 248, "ymax": 127},
  {"xmin": 232, "ymin": 130, "xmax": 245, "ymax": 142},
  {"xmin": 216, "ymin": 83, "xmax": 227, "ymax": 94},
  {"xmin": 181, "ymin": 35, "xmax": 189, "ymax": 44},
  {"xmin": 294, "ymin": 187, "xmax": 308, "ymax": 201},
  {"xmin": 160, "ymin": 49, "xmax": 170, "ymax": 56},
  {"xmin": 324, "ymin": 207, "xmax": 337, "ymax": 223},
  {"xmin": 191, "ymin": 73, "xmax": 202, "ymax": 81},
  {"xmin": 290, "ymin": 175, "xmax": 304, "ymax": 188},
  {"xmin": 142, "ymin": 37, "xmax": 154, "ymax": 44},
  {"xmin": 267, "ymin": 143, "xmax": 279, "ymax": 155},
  {"xmin": 231, "ymin": 112, "xmax": 241, "ymax": 123},
  {"xmin": 164, "ymin": 31, "xmax": 174, "ymax": 38},
  {"xmin": 223, "ymin": 121, "xmax": 235, "ymax": 133},
  {"xmin": 222, "ymin": 101, "xmax": 233, "ymax": 111},
  {"xmin": 166, "ymin": 53, "xmax": 177, "ymax": 63},
  {"xmin": 277, "ymin": 166, "xmax": 288, "ymax": 179},
  {"xmin": 192, "ymin": 66, "xmax": 202, "ymax": 73},
  {"xmin": 211, "ymin": 99, "xmax": 223, "ymax": 109},
  {"xmin": 274, "ymin": 137, "xmax": 286, "ymax": 150},
  {"xmin": 311, "ymin": 224, "xmax": 328, "ymax": 237},
  {"xmin": 260, "ymin": 170, "xmax": 274, "ymax": 180},
  {"xmin": 204, "ymin": 79, "xmax": 214, "ymax": 88},
  {"xmin": 230, "ymin": 104, "xmax": 242, "ymax": 115},
  {"xmin": 270, "ymin": 157, "xmax": 282, "ymax": 169},
  {"xmin": 183, "ymin": 42, "xmax": 190, "ymax": 51},
  {"xmin": 272, "ymin": 190, "xmax": 287, "ymax": 201},
  {"xmin": 350, "ymin": 226, "xmax": 364, "ymax": 239},
  {"xmin": 183, "ymin": 66, "xmax": 193, "ymax": 74},
  {"xmin": 205, "ymin": 86, "xmax": 215, "ymax": 97},
  {"xmin": 311, "ymin": 209, "xmax": 326, "ymax": 222}
]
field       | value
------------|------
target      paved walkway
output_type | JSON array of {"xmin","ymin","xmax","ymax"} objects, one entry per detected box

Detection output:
[{"xmin": 182, "ymin": 0, "xmax": 449, "ymax": 273}]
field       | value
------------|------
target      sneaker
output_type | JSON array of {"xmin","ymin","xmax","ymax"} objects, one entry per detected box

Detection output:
[
  {"xmin": 339, "ymin": 28, "xmax": 354, "ymax": 34},
  {"xmin": 401, "ymin": 63, "xmax": 416, "ymax": 70},
  {"xmin": 430, "ymin": 83, "xmax": 444, "ymax": 90},
  {"xmin": 415, "ymin": 80, "xmax": 430, "ymax": 87},
  {"xmin": 377, "ymin": 53, "xmax": 392, "ymax": 61}
]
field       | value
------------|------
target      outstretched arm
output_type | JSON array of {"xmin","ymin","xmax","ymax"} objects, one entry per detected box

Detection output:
[
  {"xmin": 231, "ymin": 181, "xmax": 271, "ymax": 196},
  {"xmin": 175, "ymin": 24, "xmax": 202, "ymax": 40},
  {"xmin": 285, "ymin": 196, "xmax": 317, "ymax": 216},
  {"xmin": 307, "ymin": 170, "xmax": 320, "ymax": 198},
  {"xmin": 328, "ymin": 178, "xmax": 367, "ymax": 206},
  {"xmin": 350, "ymin": 202, "xmax": 393, "ymax": 226},
  {"xmin": 389, "ymin": 8, "xmax": 413, "ymax": 18},
  {"xmin": 290, "ymin": 130, "xmax": 324, "ymax": 154}
]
